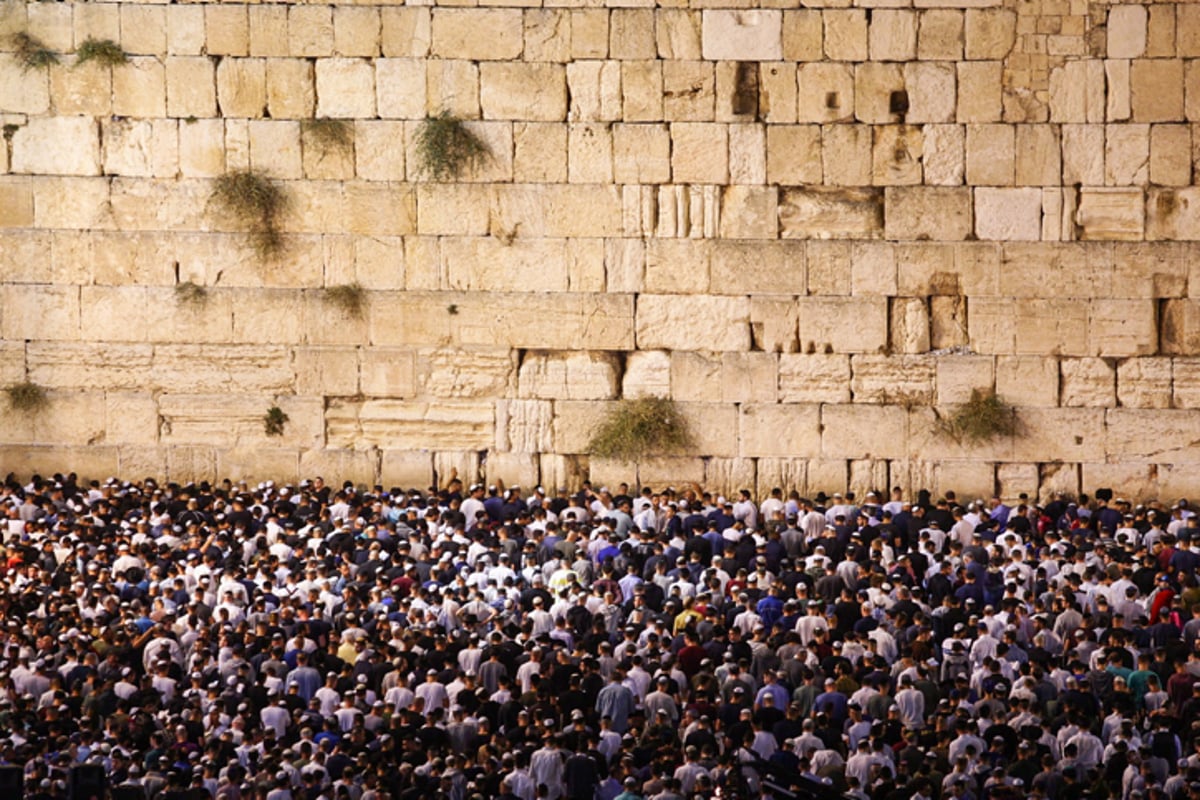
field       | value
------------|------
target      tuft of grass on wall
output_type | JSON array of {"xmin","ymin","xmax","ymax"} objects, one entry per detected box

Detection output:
[
  {"xmin": 6, "ymin": 381, "xmax": 48, "ymax": 413},
  {"xmin": 74, "ymin": 37, "xmax": 128, "ymax": 68},
  {"xmin": 211, "ymin": 170, "xmax": 289, "ymax": 258},
  {"xmin": 263, "ymin": 406, "xmax": 289, "ymax": 437},
  {"xmin": 415, "ymin": 112, "xmax": 489, "ymax": 181},
  {"xmin": 302, "ymin": 118, "xmax": 353, "ymax": 152},
  {"xmin": 937, "ymin": 389, "xmax": 1018, "ymax": 445},
  {"xmin": 588, "ymin": 397, "xmax": 695, "ymax": 462},
  {"xmin": 324, "ymin": 283, "xmax": 366, "ymax": 319},
  {"xmin": 12, "ymin": 32, "xmax": 58, "ymax": 71}
]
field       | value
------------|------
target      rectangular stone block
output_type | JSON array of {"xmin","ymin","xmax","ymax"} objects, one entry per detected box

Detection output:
[
  {"xmin": 11, "ymin": 117, "xmax": 99, "ymax": 177},
  {"xmin": 702, "ymin": 10, "xmax": 782, "ymax": 61},
  {"xmin": 778, "ymin": 354, "xmax": 850, "ymax": 403},
  {"xmin": 822, "ymin": 404, "xmax": 908, "ymax": 460},
  {"xmin": 957, "ymin": 61, "xmax": 1002, "ymax": 123},
  {"xmin": 919, "ymin": 9, "xmax": 964, "ymax": 61},
  {"xmin": 822, "ymin": 125, "xmax": 872, "ymax": 186},
  {"xmin": 637, "ymin": 295, "xmax": 750, "ymax": 351},
  {"xmin": 974, "ymin": 187, "xmax": 1042, "ymax": 241},
  {"xmin": 869, "ymin": 10, "xmax": 918, "ymax": 61},
  {"xmin": 1105, "ymin": 409, "xmax": 1200, "ymax": 463},
  {"xmin": 381, "ymin": 8, "xmax": 432, "ymax": 58},
  {"xmin": 1059, "ymin": 357, "xmax": 1115, "ymax": 407},
  {"xmin": 1173, "ymin": 359, "xmax": 1200, "ymax": 408},
  {"xmin": 851, "ymin": 354, "xmax": 936, "ymax": 405},
  {"xmin": 431, "ymin": 9, "xmax": 523, "ymax": 60},
  {"xmin": 969, "ymin": 298, "xmax": 1088, "ymax": 356},
  {"xmin": 1106, "ymin": 124, "xmax": 1150, "ymax": 185},
  {"xmin": 797, "ymin": 296, "xmax": 888, "ymax": 354},
  {"xmin": 824, "ymin": 10, "xmax": 868, "ymax": 61},
  {"xmin": 798, "ymin": 63, "xmax": 855, "ymax": 124},
  {"xmin": 779, "ymin": 187, "xmax": 883, "ymax": 239},
  {"xmin": 936, "ymin": 355, "xmax": 994, "ymax": 405},
  {"xmin": 884, "ymin": 187, "xmax": 973, "ymax": 241},
  {"xmin": 519, "ymin": 351, "xmax": 620, "ymax": 401},
  {"xmin": 854, "ymin": 63, "xmax": 904, "ymax": 124},
  {"xmin": 738, "ymin": 403, "xmax": 821, "ymax": 458},
  {"xmin": 326, "ymin": 399, "xmax": 494, "ymax": 451},
  {"xmin": 1131, "ymin": 59, "xmax": 1184, "ymax": 123},
  {"xmin": 1088, "ymin": 299, "xmax": 1157, "ymax": 357},
  {"xmin": 1117, "ymin": 357, "xmax": 1172, "ymax": 408},
  {"xmin": 1076, "ymin": 188, "xmax": 1146, "ymax": 241},
  {"xmin": 481, "ymin": 62, "xmax": 567, "ymax": 122}
]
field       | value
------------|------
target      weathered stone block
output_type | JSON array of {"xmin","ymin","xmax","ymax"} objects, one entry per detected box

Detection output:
[
  {"xmin": 1149, "ymin": 125, "xmax": 1193, "ymax": 187},
  {"xmin": 936, "ymin": 355, "xmax": 994, "ymax": 405},
  {"xmin": 824, "ymin": 10, "xmax": 868, "ymax": 61},
  {"xmin": 720, "ymin": 185, "xmax": 778, "ymax": 239},
  {"xmin": 1108, "ymin": 5, "xmax": 1147, "ymax": 59},
  {"xmin": 206, "ymin": 5, "xmax": 248, "ymax": 56},
  {"xmin": 739, "ymin": 403, "xmax": 821, "ymax": 458},
  {"xmin": 798, "ymin": 63, "xmax": 855, "ymax": 124},
  {"xmin": 610, "ymin": 10, "xmax": 656, "ymax": 60},
  {"xmin": 872, "ymin": 125, "xmax": 923, "ymax": 186},
  {"xmin": 670, "ymin": 123, "xmax": 728, "ymax": 184},
  {"xmin": 1148, "ymin": 188, "xmax": 1200, "ymax": 241},
  {"xmin": 1117, "ymin": 357, "xmax": 1172, "ymax": 408},
  {"xmin": 851, "ymin": 354, "xmax": 935, "ymax": 405},
  {"xmin": 11, "ymin": 117, "xmax": 99, "ymax": 177},
  {"xmin": 822, "ymin": 404, "xmax": 908, "ymax": 460},
  {"xmin": 288, "ymin": 7, "xmax": 333, "ymax": 57},
  {"xmin": 956, "ymin": 61, "xmax": 1002, "ymax": 123},
  {"xmin": 1009, "ymin": 407, "xmax": 1105, "ymax": 463},
  {"xmin": 965, "ymin": 123, "xmax": 1014, "ymax": 185},
  {"xmin": 797, "ymin": 296, "xmax": 888, "ymax": 354},
  {"xmin": 918, "ymin": 9, "xmax": 964, "ymax": 61},
  {"xmin": 1089, "ymin": 299, "xmax": 1157, "ymax": 357},
  {"xmin": 381, "ymin": 8, "xmax": 431, "ymax": 59},
  {"xmin": 822, "ymin": 125, "xmax": 873, "ymax": 186},
  {"xmin": 780, "ymin": 187, "xmax": 884, "ymax": 239},
  {"xmin": 1105, "ymin": 409, "xmax": 1200, "ymax": 463},
  {"xmin": 964, "ymin": 8, "xmax": 1014, "ymax": 60},
  {"xmin": 1131, "ymin": 59, "xmax": 1184, "ymax": 123},
  {"xmin": 517, "ymin": 351, "xmax": 620, "ymax": 401},
  {"xmin": 974, "ymin": 188, "xmax": 1042, "ymax": 241},
  {"xmin": 1160, "ymin": 300, "xmax": 1200, "ymax": 355},
  {"xmin": 891, "ymin": 297, "xmax": 931, "ymax": 353},
  {"xmin": 217, "ymin": 58, "xmax": 266, "ymax": 119},
  {"xmin": 612, "ymin": 124, "xmax": 671, "ymax": 184},
  {"xmin": 431, "ymin": 9, "xmax": 522, "ymax": 60},
  {"xmin": 637, "ymin": 295, "xmax": 750, "ymax": 351},
  {"xmin": 1059, "ymin": 357, "xmax": 1115, "ymax": 407},
  {"xmin": 1106, "ymin": 124, "xmax": 1150, "ymax": 185},
  {"xmin": 315, "ymin": 59, "xmax": 376, "ymax": 119},
  {"xmin": 904, "ymin": 62, "xmax": 956, "ymax": 124},
  {"xmin": 621, "ymin": 350, "xmax": 671, "ymax": 399},
  {"xmin": 778, "ymin": 354, "xmax": 850, "ymax": 403},
  {"xmin": 854, "ymin": 63, "xmax": 905, "ymax": 124},
  {"xmin": 883, "ymin": 187, "xmax": 973, "ymax": 241},
  {"xmin": 334, "ymin": 7, "xmax": 380, "ymax": 58},
  {"xmin": 702, "ymin": 10, "xmax": 782, "ymax": 61},
  {"xmin": 869, "ymin": 10, "xmax": 917, "ymax": 61},
  {"xmin": 1075, "ymin": 188, "xmax": 1145, "ymax": 241},
  {"xmin": 326, "ymin": 399, "xmax": 494, "ymax": 451},
  {"xmin": 1173, "ymin": 359, "xmax": 1200, "ymax": 409},
  {"xmin": 480, "ymin": 62, "xmax": 567, "ymax": 122}
]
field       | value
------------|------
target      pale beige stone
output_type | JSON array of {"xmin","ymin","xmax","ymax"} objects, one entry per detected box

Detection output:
[
  {"xmin": 869, "ymin": 11, "xmax": 918, "ymax": 61},
  {"xmin": 670, "ymin": 123, "xmax": 728, "ymax": 184},
  {"xmin": 739, "ymin": 403, "xmax": 821, "ymax": 458},
  {"xmin": 719, "ymin": 185, "xmax": 777, "ymax": 239},
  {"xmin": 1015, "ymin": 125, "xmax": 1062, "ymax": 186},
  {"xmin": 797, "ymin": 297, "xmax": 888, "ymax": 353},
  {"xmin": 822, "ymin": 125, "xmax": 873, "ymax": 186},
  {"xmin": 415, "ymin": 347, "xmax": 514, "ymax": 399},
  {"xmin": 610, "ymin": 10, "xmax": 656, "ymax": 60},
  {"xmin": 872, "ymin": 125, "xmax": 923, "ymax": 186},
  {"xmin": 935, "ymin": 356, "xmax": 994, "ymax": 405},
  {"xmin": 661, "ymin": 61, "xmax": 715, "ymax": 123},
  {"xmin": 285, "ymin": 7, "xmax": 332, "ymax": 58},
  {"xmin": 824, "ymin": 10, "xmax": 868, "ymax": 61},
  {"xmin": 750, "ymin": 297, "xmax": 800, "ymax": 354},
  {"xmin": 763, "ymin": 125, "xmax": 820, "ymax": 185},
  {"xmin": 481, "ymin": 62, "xmax": 567, "ymax": 122},
  {"xmin": 610, "ymin": 124, "xmax": 669, "ymax": 184},
  {"xmin": 921, "ymin": 125, "xmax": 964, "ymax": 185},
  {"xmin": 918, "ymin": 10, "xmax": 963, "ymax": 61},
  {"xmin": 805, "ymin": 242, "xmax": 852, "ymax": 296},
  {"xmin": 964, "ymin": 8, "xmax": 1014, "ymax": 60},
  {"xmin": 622, "ymin": 350, "xmax": 671, "ymax": 399},
  {"xmin": 120, "ymin": 6, "xmax": 166, "ymax": 56},
  {"xmin": 1088, "ymin": 299, "xmax": 1157, "ymax": 357},
  {"xmin": 822, "ymin": 404, "xmax": 908, "ymax": 460},
  {"xmin": 1148, "ymin": 188, "xmax": 1200, "ymax": 241},
  {"xmin": 524, "ymin": 9, "xmax": 571, "ymax": 63},
  {"xmin": 904, "ymin": 62, "xmax": 956, "ymax": 124},
  {"xmin": 315, "ymin": 59, "xmax": 376, "ymax": 119},
  {"xmin": 206, "ymin": 5, "xmax": 249, "ymax": 56},
  {"xmin": 1108, "ymin": 5, "xmax": 1147, "ymax": 59},
  {"xmin": 431, "ymin": 9, "xmax": 523, "ymax": 60},
  {"xmin": 782, "ymin": 10, "xmax": 823, "ymax": 61},
  {"xmin": 778, "ymin": 186, "xmax": 882, "ymax": 240},
  {"xmin": 333, "ymin": 7, "xmax": 380, "ymax": 58},
  {"xmin": 622, "ymin": 61, "xmax": 663, "ymax": 123},
  {"xmin": 884, "ymin": 187, "xmax": 973, "ymax": 241},
  {"xmin": 11, "ymin": 117, "xmax": 99, "ymax": 177},
  {"xmin": 179, "ymin": 119, "xmax": 226, "ymax": 178},
  {"xmin": 965, "ymin": 124, "xmax": 1014, "ymax": 185},
  {"xmin": 109, "ymin": 57, "xmax": 165, "ymax": 119},
  {"xmin": 710, "ymin": 241, "xmax": 804, "ymax": 295},
  {"xmin": 778, "ymin": 354, "xmax": 850, "ymax": 402},
  {"xmin": 798, "ymin": 63, "xmax": 855, "ymax": 124},
  {"xmin": 956, "ymin": 61, "xmax": 1002, "ymax": 123},
  {"xmin": 327, "ymin": 399, "xmax": 494, "ymax": 451},
  {"xmin": 248, "ymin": 7, "xmax": 289, "ymax": 57},
  {"xmin": 1106, "ymin": 59, "xmax": 1131, "ymax": 122},
  {"xmin": 375, "ymin": 59, "xmax": 425, "ymax": 120},
  {"xmin": 1062, "ymin": 124, "xmax": 1105, "ymax": 185},
  {"xmin": 637, "ymin": 295, "xmax": 749, "ymax": 351},
  {"xmin": 1075, "ymin": 188, "xmax": 1145, "ymax": 241},
  {"xmin": 854, "ymin": 63, "xmax": 905, "ymax": 124},
  {"xmin": 701, "ymin": 10, "xmax": 782, "ymax": 61},
  {"xmin": 381, "ymin": 8, "xmax": 431, "ymax": 58},
  {"xmin": 1059, "ymin": 358, "xmax": 1115, "ymax": 407},
  {"xmin": 1116, "ymin": 357, "xmax": 1172, "ymax": 408},
  {"xmin": 759, "ymin": 62, "xmax": 798, "ymax": 124},
  {"xmin": 1105, "ymin": 409, "xmax": 1200, "ymax": 464},
  {"xmin": 974, "ymin": 188, "xmax": 1042, "ymax": 241},
  {"xmin": 249, "ymin": 121, "xmax": 302, "ymax": 180},
  {"xmin": 570, "ymin": 10, "xmax": 608, "ymax": 60},
  {"xmin": 567, "ymin": 123, "xmax": 612, "ymax": 184},
  {"xmin": 891, "ymin": 297, "xmax": 931, "ymax": 353},
  {"xmin": 0, "ymin": 57, "xmax": 50, "ymax": 116},
  {"xmin": 969, "ymin": 297, "xmax": 1088, "ymax": 356},
  {"xmin": 217, "ymin": 58, "xmax": 266, "ymax": 119},
  {"xmin": 266, "ymin": 59, "xmax": 314, "ymax": 120},
  {"xmin": 729, "ymin": 124, "xmax": 766, "ymax": 184},
  {"xmin": 1105, "ymin": 124, "xmax": 1150, "ymax": 185},
  {"xmin": 165, "ymin": 57, "xmax": 216, "ymax": 119},
  {"xmin": 1131, "ymin": 59, "xmax": 1184, "ymax": 123},
  {"xmin": 1173, "ymin": 359, "xmax": 1200, "ymax": 408},
  {"xmin": 1150, "ymin": 125, "xmax": 1193, "ymax": 186}
]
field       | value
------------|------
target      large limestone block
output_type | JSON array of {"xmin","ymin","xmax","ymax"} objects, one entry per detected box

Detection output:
[
  {"xmin": 491, "ymin": 185, "xmax": 623, "ymax": 239},
  {"xmin": 298, "ymin": 449, "xmax": 378, "ymax": 488},
  {"xmin": 956, "ymin": 61, "xmax": 1002, "ymax": 123},
  {"xmin": 904, "ymin": 62, "xmax": 955, "ymax": 124},
  {"xmin": 871, "ymin": 125, "xmax": 923, "ymax": 186},
  {"xmin": 974, "ymin": 188, "xmax": 1042, "ymax": 241},
  {"xmin": 1015, "ymin": 125, "xmax": 1062, "ymax": 186},
  {"xmin": 610, "ymin": 10, "xmax": 655, "ymax": 60},
  {"xmin": 674, "ymin": 352, "xmax": 777, "ymax": 404},
  {"xmin": 854, "ymin": 63, "xmax": 905, "ymax": 124},
  {"xmin": 965, "ymin": 124, "xmax": 1014, "ymax": 185},
  {"xmin": 720, "ymin": 186, "xmax": 778, "ymax": 239},
  {"xmin": 160, "ymin": 394, "xmax": 312, "ymax": 448},
  {"xmin": 710, "ymin": 241, "xmax": 804, "ymax": 295},
  {"xmin": 567, "ymin": 61, "xmax": 622, "ymax": 123},
  {"xmin": 1089, "ymin": 299, "xmax": 1157, "ymax": 357},
  {"xmin": 1131, "ymin": 59, "xmax": 1184, "ymax": 123},
  {"xmin": 993, "ymin": 356, "xmax": 1059, "ymax": 407},
  {"xmin": 480, "ymin": 62, "xmax": 567, "ymax": 122},
  {"xmin": 152, "ymin": 344, "xmax": 295, "ymax": 393},
  {"xmin": 884, "ymin": 187, "xmax": 973, "ymax": 241},
  {"xmin": 1076, "ymin": 188, "xmax": 1145, "ymax": 241},
  {"xmin": 822, "ymin": 404, "xmax": 908, "ymax": 460},
  {"xmin": 356, "ymin": 347, "xmax": 416, "ymax": 398},
  {"xmin": 1, "ymin": 390, "xmax": 105, "ymax": 447},
  {"xmin": 205, "ymin": 5, "xmax": 249, "ymax": 56},
  {"xmin": 850, "ymin": 242, "xmax": 897, "ymax": 295},
  {"xmin": 701, "ymin": 11, "xmax": 782, "ymax": 61},
  {"xmin": 103, "ymin": 392, "xmax": 161, "ymax": 447},
  {"xmin": 217, "ymin": 58, "xmax": 266, "ymax": 119},
  {"xmin": 518, "ymin": 351, "xmax": 620, "ymax": 401},
  {"xmin": 379, "ymin": 450, "xmax": 433, "ymax": 489},
  {"xmin": 968, "ymin": 298, "xmax": 1088, "ymax": 356},
  {"xmin": 11, "ymin": 117, "xmax": 99, "ymax": 177},
  {"xmin": 326, "ymin": 399, "xmax": 494, "ymax": 451},
  {"xmin": 918, "ymin": 9, "xmax": 964, "ymax": 61},
  {"xmin": 1059, "ymin": 358, "xmax": 1116, "ymax": 407},
  {"xmin": 779, "ymin": 354, "xmax": 851, "ymax": 403},
  {"xmin": 797, "ymin": 297, "xmax": 888, "ymax": 354},
  {"xmin": 0, "ymin": 57, "xmax": 50, "ymax": 115},
  {"xmin": 849, "ymin": 459, "xmax": 890, "ymax": 498},
  {"xmin": 483, "ymin": 452, "xmax": 540, "ymax": 489},
  {"xmin": 705, "ymin": 458, "xmax": 758, "ymax": 498},
  {"xmin": 782, "ymin": 11, "xmax": 822, "ymax": 61},
  {"xmin": 1108, "ymin": 5, "xmax": 1147, "ymax": 59},
  {"xmin": 1158, "ymin": 300, "xmax": 1200, "ymax": 354},
  {"xmin": 1148, "ymin": 188, "xmax": 1200, "ymax": 241},
  {"xmin": 622, "ymin": 350, "xmax": 671, "ymax": 399},
  {"xmin": 1108, "ymin": 242, "xmax": 1188, "ymax": 299},
  {"xmin": 645, "ymin": 240, "xmax": 710, "ymax": 293},
  {"xmin": 425, "ymin": 60, "xmax": 479, "ymax": 120},
  {"xmin": 636, "ymin": 295, "xmax": 750, "ymax": 352},
  {"xmin": 442, "ymin": 236, "xmax": 571, "ymax": 292},
  {"xmin": 333, "ymin": 7, "xmax": 380, "ymax": 58},
  {"xmin": 1105, "ymin": 409, "xmax": 1200, "ymax": 464},
  {"xmin": 381, "ymin": 8, "xmax": 431, "ymax": 58},
  {"xmin": 760, "ymin": 63, "xmax": 797, "ymax": 124},
  {"xmin": 824, "ymin": 10, "xmax": 868, "ymax": 61},
  {"xmin": 822, "ymin": 125, "xmax": 873, "ymax": 186},
  {"xmin": 934, "ymin": 461, "xmax": 997, "ymax": 501},
  {"xmin": 805, "ymin": 241, "xmax": 852, "ymax": 296},
  {"xmin": 1049, "ymin": 60, "xmax": 1106, "ymax": 124},
  {"xmin": 1116, "ymin": 357, "xmax": 1172, "ymax": 408},
  {"xmin": 1062, "ymin": 125, "xmax": 1105, "ymax": 186},
  {"xmin": 851, "ymin": 354, "xmax": 935, "ymax": 404},
  {"xmin": 513, "ymin": 123, "xmax": 567, "ymax": 184},
  {"xmin": 1149, "ymin": 125, "xmax": 1192, "ymax": 187},
  {"xmin": 755, "ymin": 458, "xmax": 808, "ymax": 497},
  {"xmin": 670, "ymin": 123, "xmax": 728, "ymax": 184},
  {"xmin": 905, "ymin": 405, "xmax": 1013, "ymax": 462},
  {"xmin": 436, "ymin": 292, "xmax": 634, "ymax": 351},
  {"xmin": 923, "ymin": 125, "xmax": 964, "ymax": 185},
  {"xmin": 999, "ymin": 244, "xmax": 1099, "ymax": 300},
  {"xmin": 27, "ymin": 342, "xmax": 151, "ymax": 391},
  {"xmin": 622, "ymin": 61, "xmax": 663, "ymax": 123},
  {"xmin": 568, "ymin": 123, "xmax": 612, "ymax": 184},
  {"xmin": 765, "ymin": 125, "xmax": 821, "ymax": 185},
  {"xmin": 431, "ymin": 10, "xmax": 523, "ymax": 60},
  {"xmin": 750, "ymin": 297, "xmax": 800, "ymax": 354},
  {"xmin": 1009, "ymin": 407, "xmax": 1104, "ymax": 463},
  {"xmin": 524, "ymin": 9, "xmax": 571, "ymax": 62},
  {"xmin": 662, "ymin": 61, "xmax": 714, "ymax": 122},
  {"xmin": 167, "ymin": 7, "xmax": 205, "ymax": 56},
  {"xmin": 1107, "ymin": 59, "xmax": 1131, "ymax": 122},
  {"xmin": 869, "ymin": 11, "xmax": 918, "ymax": 61},
  {"xmin": 936, "ymin": 355, "xmax": 994, "ymax": 405},
  {"xmin": 375, "ymin": 59, "xmax": 425, "ymax": 119},
  {"xmin": 779, "ymin": 187, "xmax": 884, "ymax": 239},
  {"xmin": 292, "ymin": 346, "xmax": 359, "ymax": 396},
  {"xmin": 416, "ymin": 347, "xmax": 514, "ymax": 399},
  {"xmin": 891, "ymin": 297, "xmax": 931, "ymax": 353},
  {"xmin": 111, "ymin": 57, "xmax": 165, "ymax": 118},
  {"xmin": 964, "ymin": 8, "xmax": 1014, "ymax": 60},
  {"xmin": 739, "ymin": 403, "xmax": 821, "ymax": 458},
  {"xmin": 316, "ymin": 59, "xmax": 376, "ymax": 119},
  {"xmin": 0, "ymin": 179, "xmax": 33, "ymax": 230},
  {"xmin": 166, "ymin": 56, "xmax": 217, "ymax": 118},
  {"xmin": 248, "ymin": 7, "xmax": 288, "ymax": 57},
  {"xmin": 1173, "ymin": 359, "xmax": 1200, "ymax": 408},
  {"xmin": 1, "ymin": 284, "xmax": 79, "ymax": 341},
  {"xmin": 798, "ymin": 63, "xmax": 855, "ymax": 124},
  {"xmin": 1105, "ymin": 124, "xmax": 1150, "ymax": 185},
  {"xmin": 612, "ymin": 124, "xmax": 670, "ymax": 184}
]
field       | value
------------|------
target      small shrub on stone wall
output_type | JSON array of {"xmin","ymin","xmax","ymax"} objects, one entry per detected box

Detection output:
[
  {"xmin": 75, "ymin": 38, "xmax": 128, "ymax": 68},
  {"xmin": 263, "ymin": 406, "xmax": 289, "ymax": 437},
  {"xmin": 324, "ymin": 283, "xmax": 366, "ymax": 319},
  {"xmin": 12, "ymin": 33, "xmax": 58, "ymax": 71},
  {"xmin": 6, "ymin": 381, "xmax": 48, "ymax": 413},
  {"xmin": 938, "ymin": 389, "xmax": 1018, "ymax": 445},
  {"xmin": 415, "ymin": 112, "xmax": 489, "ymax": 181},
  {"xmin": 211, "ymin": 170, "xmax": 289, "ymax": 258},
  {"xmin": 175, "ymin": 281, "xmax": 208, "ymax": 305},
  {"xmin": 588, "ymin": 397, "xmax": 694, "ymax": 461},
  {"xmin": 302, "ymin": 118, "xmax": 353, "ymax": 153}
]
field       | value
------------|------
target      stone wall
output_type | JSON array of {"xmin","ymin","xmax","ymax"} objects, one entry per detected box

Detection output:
[{"xmin": 0, "ymin": 0, "xmax": 1198, "ymax": 501}]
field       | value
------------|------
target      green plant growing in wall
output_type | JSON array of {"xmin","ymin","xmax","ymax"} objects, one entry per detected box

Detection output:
[
  {"xmin": 6, "ymin": 381, "xmax": 48, "ymax": 413},
  {"xmin": 588, "ymin": 397, "xmax": 695, "ymax": 462},
  {"xmin": 175, "ymin": 281, "xmax": 208, "ymax": 305},
  {"xmin": 302, "ymin": 118, "xmax": 353, "ymax": 154},
  {"xmin": 324, "ymin": 283, "xmax": 366, "ymax": 319},
  {"xmin": 211, "ymin": 170, "xmax": 289, "ymax": 258},
  {"xmin": 11, "ymin": 32, "xmax": 59, "ymax": 71},
  {"xmin": 263, "ymin": 406, "xmax": 289, "ymax": 437},
  {"xmin": 74, "ymin": 37, "xmax": 128, "ymax": 68},
  {"xmin": 415, "ymin": 111, "xmax": 489, "ymax": 181},
  {"xmin": 937, "ymin": 389, "xmax": 1018, "ymax": 445}
]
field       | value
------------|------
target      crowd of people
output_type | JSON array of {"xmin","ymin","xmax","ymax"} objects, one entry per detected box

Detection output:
[{"xmin": 1, "ymin": 469, "xmax": 1200, "ymax": 800}]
